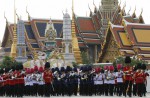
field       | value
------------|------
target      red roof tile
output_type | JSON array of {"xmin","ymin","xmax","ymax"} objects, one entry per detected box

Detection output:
[{"xmin": 77, "ymin": 17, "xmax": 96, "ymax": 32}]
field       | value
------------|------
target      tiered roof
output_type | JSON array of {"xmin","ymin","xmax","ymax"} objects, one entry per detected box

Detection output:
[{"xmin": 99, "ymin": 18, "xmax": 150, "ymax": 62}]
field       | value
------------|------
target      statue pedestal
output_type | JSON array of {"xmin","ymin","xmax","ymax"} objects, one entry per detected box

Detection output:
[
  {"xmin": 16, "ymin": 56, "xmax": 28, "ymax": 63},
  {"xmin": 62, "ymin": 53, "xmax": 75, "ymax": 65}
]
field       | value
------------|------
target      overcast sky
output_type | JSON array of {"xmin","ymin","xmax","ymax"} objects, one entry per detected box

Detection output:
[{"xmin": 0, "ymin": 0, "xmax": 150, "ymax": 42}]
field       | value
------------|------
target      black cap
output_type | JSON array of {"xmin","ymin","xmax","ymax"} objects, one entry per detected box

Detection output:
[
  {"xmin": 125, "ymin": 56, "xmax": 131, "ymax": 64},
  {"xmin": 45, "ymin": 62, "xmax": 50, "ymax": 69},
  {"xmin": 66, "ymin": 66, "xmax": 71, "ymax": 72},
  {"xmin": 51, "ymin": 68, "xmax": 55, "ymax": 73},
  {"xmin": 60, "ymin": 67, "xmax": 65, "ymax": 72},
  {"xmin": 73, "ymin": 67, "xmax": 77, "ymax": 72}
]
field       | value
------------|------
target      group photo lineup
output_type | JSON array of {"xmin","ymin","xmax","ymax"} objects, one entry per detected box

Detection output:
[{"xmin": 0, "ymin": 0, "xmax": 150, "ymax": 97}]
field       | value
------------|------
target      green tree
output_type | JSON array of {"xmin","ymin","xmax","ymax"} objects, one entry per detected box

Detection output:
[
  {"xmin": 0, "ymin": 56, "xmax": 22, "ymax": 69},
  {"xmin": 81, "ymin": 51, "xmax": 91, "ymax": 64},
  {"xmin": 114, "ymin": 56, "xmax": 148, "ymax": 66}
]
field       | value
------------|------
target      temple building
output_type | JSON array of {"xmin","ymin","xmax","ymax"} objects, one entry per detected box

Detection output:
[{"xmin": 1, "ymin": 0, "xmax": 150, "ymax": 63}]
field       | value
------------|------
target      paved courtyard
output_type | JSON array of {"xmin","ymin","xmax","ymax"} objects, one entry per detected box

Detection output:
[{"xmin": 1, "ymin": 94, "xmax": 148, "ymax": 98}]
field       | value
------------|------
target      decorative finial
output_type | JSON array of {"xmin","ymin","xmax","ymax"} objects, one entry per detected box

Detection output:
[
  {"xmin": 93, "ymin": 0, "xmax": 96, "ymax": 8},
  {"xmin": 127, "ymin": 7, "xmax": 131, "ymax": 15},
  {"xmin": 4, "ymin": 12, "xmax": 8, "ymax": 23},
  {"xmin": 62, "ymin": 10, "xmax": 64, "ymax": 15},
  {"xmin": 49, "ymin": 17, "xmax": 52, "ymax": 24},
  {"xmin": 121, "ymin": 1, "xmax": 126, "ymax": 16},
  {"xmin": 140, "ymin": 8, "xmax": 143, "ymax": 16},
  {"xmin": 66, "ymin": 9, "xmax": 68, "ymax": 13},
  {"xmin": 88, "ymin": 4, "xmax": 92, "ymax": 12},
  {"xmin": 26, "ymin": 6, "xmax": 30, "ymax": 21},
  {"xmin": 14, "ymin": 0, "xmax": 16, "ymax": 26},
  {"xmin": 16, "ymin": 9, "xmax": 19, "ymax": 20},
  {"xmin": 72, "ymin": 0, "xmax": 75, "ymax": 17},
  {"xmin": 134, "ymin": 6, "xmax": 136, "ymax": 13},
  {"xmin": 93, "ymin": 0, "xmax": 97, "ymax": 13}
]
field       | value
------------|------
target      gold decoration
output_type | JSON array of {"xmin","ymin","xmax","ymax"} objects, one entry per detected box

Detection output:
[
  {"xmin": 10, "ymin": 0, "xmax": 17, "ymax": 59},
  {"xmin": 71, "ymin": 0, "xmax": 82, "ymax": 64}
]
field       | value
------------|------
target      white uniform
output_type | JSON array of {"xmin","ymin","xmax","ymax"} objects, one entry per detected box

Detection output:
[
  {"xmin": 115, "ymin": 71, "xmax": 123, "ymax": 83},
  {"xmin": 108, "ymin": 72, "xmax": 115, "ymax": 84},
  {"xmin": 37, "ymin": 73, "xmax": 45, "ymax": 85},
  {"xmin": 96, "ymin": 73, "xmax": 103, "ymax": 85},
  {"xmin": 24, "ymin": 74, "xmax": 31, "ymax": 86},
  {"xmin": 104, "ymin": 71, "xmax": 109, "ymax": 84}
]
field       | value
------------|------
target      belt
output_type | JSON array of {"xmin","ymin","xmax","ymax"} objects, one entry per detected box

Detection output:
[{"xmin": 97, "ymin": 80, "xmax": 103, "ymax": 81}]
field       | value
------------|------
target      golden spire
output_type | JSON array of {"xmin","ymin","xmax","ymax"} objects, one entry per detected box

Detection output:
[
  {"xmin": 139, "ymin": 8, "xmax": 144, "ymax": 23},
  {"xmin": 71, "ymin": 0, "xmax": 82, "ymax": 64},
  {"xmin": 10, "ymin": 0, "xmax": 17, "ymax": 59},
  {"xmin": 132, "ymin": 6, "xmax": 136, "ymax": 18},
  {"xmin": 140, "ymin": 8, "xmax": 143, "ymax": 16},
  {"xmin": 121, "ymin": 2, "xmax": 126, "ymax": 16}
]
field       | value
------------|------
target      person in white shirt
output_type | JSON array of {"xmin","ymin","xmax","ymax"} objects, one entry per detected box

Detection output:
[
  {"xmin": 108, "ymin": 65, "xmax": 115, "ymax": 96},
  {"xmin": 103, "ymin": 65, "xmax": 109, "ymax": 96},
  {"xmin": 115, "ymin": 64, "xmax": 123, "ymax": 96},
  {"xmin": 95, "ymin": 67, "xmax": 104, "ymax": 96}
]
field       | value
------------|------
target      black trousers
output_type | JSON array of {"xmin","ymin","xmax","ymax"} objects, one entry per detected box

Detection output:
[
  {"xmin": 123, "ymin": 80, "xmax": 132, "ymax": 97},
  {"xmin": 73, "ymin": 83, "xmax": 78, "ymax": 96},
  {"xmin": 109, "ymin": 84, "xmax": 114, "ymax": 96},
  {"xmin": 0, "ymin": 86, "xmax": 4, "ymax": 96},
  {"xmin": 133, "ymin": 83, "xmax": 137, "ymax": 96},
  {"xmin": 104, "ymin": 84, "xmax": 109, "ymax": 96},
  {"xmin": 117, "ymin": 83, "xmax": 123, "ymax": 96},
  {"xmin": 38, "ymin": 85, "xmax": 44, "ymax": 96},
  {"xmin": 97, "ymin": 84, "xmax": 104, "ymax": 95},
  {"xmin": 137, "ymin": 83, "xmax": 144, "ymax": 97},
  {"xmin": 44, "ymin": 83, "xmax": 51, "ymax": 97}
]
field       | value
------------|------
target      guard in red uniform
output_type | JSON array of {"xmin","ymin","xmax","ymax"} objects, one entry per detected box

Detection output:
[
  {"xmin": 142, "ymin": 64, "xmax": 149, "ymax": 96},
  {"xmin": 123, "ymin": 56, "xmax": 133, "ymax": 97},
  {"xmin": 43, "ymin": 62, "xmax": 53, "ymax": 97},
  {"xmin": 132, "ymin": 66, "xmax": 137, "ymax": 96},
  {"xmin": 0, "ymin": 69, "xmax": 4, "ymax": 96},
  {"xmin": 16, "ymin": 64, "xmax": 25, "ymax": 97},
  {"xmin": 134, "ymin": 63, "xmax": 145, "ymax": 97}
]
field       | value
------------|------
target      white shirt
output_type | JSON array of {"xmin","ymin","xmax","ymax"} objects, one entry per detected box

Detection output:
[
  {"xmin": 108, "ymin": 72, "xmax": 115, "ymax": 84},
  {"xmin": 116, "ymin": 71, "xmax": 123, "ymax": 83},
  {"xmin": 96, "ymin": 73, "xmax": 103, "ymax": 84}
]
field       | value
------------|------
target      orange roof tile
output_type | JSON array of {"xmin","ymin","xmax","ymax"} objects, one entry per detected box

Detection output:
[{"xmin": 77, "ymin": 17, "xmax": 96, "ymax": 32}]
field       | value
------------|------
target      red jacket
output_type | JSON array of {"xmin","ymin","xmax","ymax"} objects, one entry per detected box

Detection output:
[
  {"xmin": 123, "ymin": 66, "xmax": 133, "ymax": 81},
  {"xmin": 43, "ymin": 70, "xmax": 53, "ymax": 84},
  {"xmin": 135, "ymin": 71, "xmax": 145, "ymax": 84},
  {"xmin": 16, "ymin": 71, "xmax": 24, "ymax": 84}
]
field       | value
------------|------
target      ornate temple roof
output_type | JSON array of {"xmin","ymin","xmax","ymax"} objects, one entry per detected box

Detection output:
[
  {"xmin": 99, "ymin": 20, "xmax": 150, "ymax": 62},
  {"xmin": 75, "ymin": 16, "xmax": 101, "ymax": 45}
]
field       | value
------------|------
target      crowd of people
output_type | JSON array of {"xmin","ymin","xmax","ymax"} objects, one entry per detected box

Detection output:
[{"xmin": 0, "ymin": 56, "xmax": 149, "ymax": 97}]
